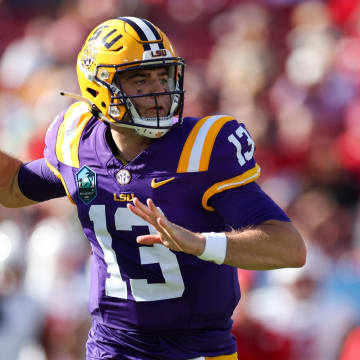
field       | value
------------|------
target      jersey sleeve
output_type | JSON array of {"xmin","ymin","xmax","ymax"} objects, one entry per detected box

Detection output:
[
  {"xmin": 18, "ymin": 159, "xmax": 66, "ymax": 202},
  {"xmin": 43, "ymin": 101, "xmax": 93, "ymax": 204},
  {"xmin": 44, "ymin": 101, "xmax": 92, "ymax": 168},
  {"xmin": 209, "ymin": 181, "xmax": 291, "ymax": 229},
  {"xmin": 177, "ymin": 116, "xmax": 261, "ymax": 211}
]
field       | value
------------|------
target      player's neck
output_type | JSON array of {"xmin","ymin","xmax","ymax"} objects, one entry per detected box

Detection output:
[{"xmin": 109, "ymin": 125, "xmax": 152, "ymax": 162}]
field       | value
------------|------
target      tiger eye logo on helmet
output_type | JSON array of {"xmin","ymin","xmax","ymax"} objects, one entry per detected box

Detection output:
[{"xmin": 81, "ymin": 43, "xmax": 97, "ymax": 69}]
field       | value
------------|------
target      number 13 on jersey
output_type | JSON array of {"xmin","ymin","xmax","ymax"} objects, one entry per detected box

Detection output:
[
  {"xmin": 228, "ymin": 126, "xmax": 255, "ymax": 166},
  {"xmin": 89, "ymin": 205, "xmax": 185, "ymax": 302}
]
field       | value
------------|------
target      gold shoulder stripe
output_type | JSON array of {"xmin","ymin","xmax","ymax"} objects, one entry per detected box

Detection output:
[
  {"xmin": 177, "ymin": 116, "xmax": 211, "ymax": 173},
  {"xmin": 177, "ymin": 115, "xmax": 234, "ymax": 173},
  {"xmin": 199, "ymin": 116, "xmax": 234, "ymax": 171},
  {"xmin": 202, "ymin": 164, "xmax": 261, "ymax": 211},
  {"xmin": 45, "ymin": 159, "xmax": 75, "ymax": 204},
  {"xmin": 56, "ymin": 102, "xmax": 92, "ymax": 168}
]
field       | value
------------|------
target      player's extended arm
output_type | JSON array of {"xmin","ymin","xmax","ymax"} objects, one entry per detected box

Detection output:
[
  {"xmin": 222, "ymin": 220, "xmax": 306, "ymax": 270},
  {"xmin": 0, "ymin": 151, "xmax": 38, "ymax": 208},
  {"xmin": 128, "ymin": 197, "xmax": 306, "ymax": 270}
]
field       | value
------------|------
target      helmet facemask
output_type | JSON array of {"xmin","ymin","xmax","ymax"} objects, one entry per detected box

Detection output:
[{"xmin": 94, "ymin": 58, "xmax": 185, "ymax": 138}]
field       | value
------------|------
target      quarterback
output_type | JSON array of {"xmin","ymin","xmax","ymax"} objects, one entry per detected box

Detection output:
[{"xmin": 0, "ymin": 17, "xmax": 306, "ymax": 360}]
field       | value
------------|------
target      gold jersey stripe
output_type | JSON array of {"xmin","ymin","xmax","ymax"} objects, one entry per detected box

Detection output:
[
  {"xmin": 56, "ymin": 102, "xmax": 91, "ymax": 168},
  {"xmin": 177, "ymin": 116, "xmax": 211, "ymax": 173},
  {"xmin": 199, "ymin": 116, "xmax": 234, "ymax": 171},
  {"xmin": 177, "ymin": 115, "xmax": 234, "ymax": 173},
  {"xmin": 205, "ymin": 353, "xmax": 238, "ymax": 360},
  {"xmin": 45, "ymin": 159, "xmax": 75, "ymax": 204},
  {"xmin": 202, "ymin": 164, "xmax": 261, "ymax": 211},
  {"xmin": 70, "ymin": 111, "xmax": 92, "ymax": 167},
  {"xmin": 56, "ymin": 103, "xmax": 78, "ymax": 164}
]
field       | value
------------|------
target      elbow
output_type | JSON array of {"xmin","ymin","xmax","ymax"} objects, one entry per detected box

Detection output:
[
  {"xmin": 290, "ymin": 235, "xmax": 307, "ymax": 268},
  {"xmin": 294, "ymin": 246, "xmax": 307, "ymax": 268},
  {"xmin": 1, "ymin": 201, "xmax": 22, "ymax": 209},
  {"xmin": 0, "ymin": 193, "xmax": 36, "ymax": 208},
  {"xmin": 283, "ymin": 222, "xmax": 307, "ymax": 268},
  {"xmin": 0, "ymin": 196, "xmax": 14, "ymax": 208}
]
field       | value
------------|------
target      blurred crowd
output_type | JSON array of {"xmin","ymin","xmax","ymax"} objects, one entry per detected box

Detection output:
[{"xmin": 1, "ymin": 0, "xmax": 360, "ymax": 359}]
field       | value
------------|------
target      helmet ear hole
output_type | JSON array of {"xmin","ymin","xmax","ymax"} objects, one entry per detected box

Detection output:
[{"xmin": 87, "ymin": 88, "xmax": 98, "ymax": 98}]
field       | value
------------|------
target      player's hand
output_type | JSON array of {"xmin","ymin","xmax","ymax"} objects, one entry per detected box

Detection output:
[{"xmin": 127, "ymin": 197, "xmax": 205, "ymax": 256}]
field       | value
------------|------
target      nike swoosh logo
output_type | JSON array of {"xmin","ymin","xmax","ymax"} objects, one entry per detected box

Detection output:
[{"xmin": 151, "ymin": 177, "xmax": 175, "ymax": 188}]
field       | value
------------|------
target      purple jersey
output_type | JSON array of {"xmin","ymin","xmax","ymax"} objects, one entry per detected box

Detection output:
[{"xmin": 42, "ymin": 101, "xmax": 288, "ymax": 357}]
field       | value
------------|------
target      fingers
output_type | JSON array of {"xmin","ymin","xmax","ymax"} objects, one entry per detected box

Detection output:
[
  {"xmin": 136, "ymin": 235, "xmax": 162, "ymax": 245},
  {"xmin": 129, "ymin": 198, "xmax": 184, "ymax": 252},
  {"xmin": 127, "ymin": 202, "xmax": 148, "ymax": 223},
  {"xmin": 146, "ymin": 198, "xmax": 161, "ymax": 216},
  {"xmin": 127, "ymin": 198, "xmax": 157, "ymax": 228},
  {"xmin": 127, "ymin": 197, "xmax": 167, "ymax": 236}
]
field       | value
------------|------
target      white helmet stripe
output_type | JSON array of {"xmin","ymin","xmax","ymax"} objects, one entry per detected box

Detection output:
[
  {"xmin": 123, "ymin": 17, "xmax": 158, "ymax": 41},
  {"xmin": 120, "ymin": 17, "xmax": 162, "ymax": 51}
]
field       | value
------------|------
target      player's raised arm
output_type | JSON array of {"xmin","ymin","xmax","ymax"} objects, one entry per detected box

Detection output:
[
  {"xmin": 0, "ymin": 150, "xmax": 36, "ymax": 208},
  {"xmin": 222, "ymin": 219, "xmax": 306, "ymax": 270},
  {"xmin": 0, "ymin": 149, "xmax": 67, "ymax": 208}
]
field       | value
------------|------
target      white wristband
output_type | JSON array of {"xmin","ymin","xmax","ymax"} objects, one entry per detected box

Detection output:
[{"xmin": 198, "ymin": 232, "xmax": 227, "ymax": 265}]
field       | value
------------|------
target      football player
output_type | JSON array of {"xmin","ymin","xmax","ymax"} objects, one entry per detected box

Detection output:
[{"xmin": 0, "ymin": 17, "xmax": 306, "ymax": 360}]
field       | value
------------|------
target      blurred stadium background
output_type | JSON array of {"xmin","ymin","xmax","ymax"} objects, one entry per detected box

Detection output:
[{"xmin": 1, "ymin": 0, "xmax": 360, "ymax": 359}]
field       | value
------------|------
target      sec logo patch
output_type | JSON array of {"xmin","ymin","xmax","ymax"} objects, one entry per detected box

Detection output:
[{"xmin": 116, "ymin": 169, "xmax": 131, "ymax": 185}]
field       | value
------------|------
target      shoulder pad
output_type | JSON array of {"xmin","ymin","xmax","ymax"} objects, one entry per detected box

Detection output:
[
  {"xmin": 184, "ymin": 118, "xmax": 261, "ymax": 211},
  {"xmin": 53, "ymin": 102, "xmax": 92, "ymax": 168},
  {"xmin": 177, "ymin": 115, "xmax": 235, "ymax": 173}
]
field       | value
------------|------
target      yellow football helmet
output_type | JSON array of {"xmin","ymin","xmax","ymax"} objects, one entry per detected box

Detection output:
[{"xmin": 76, "ymin": 17, "xmax": 185, "ymax": 138}]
